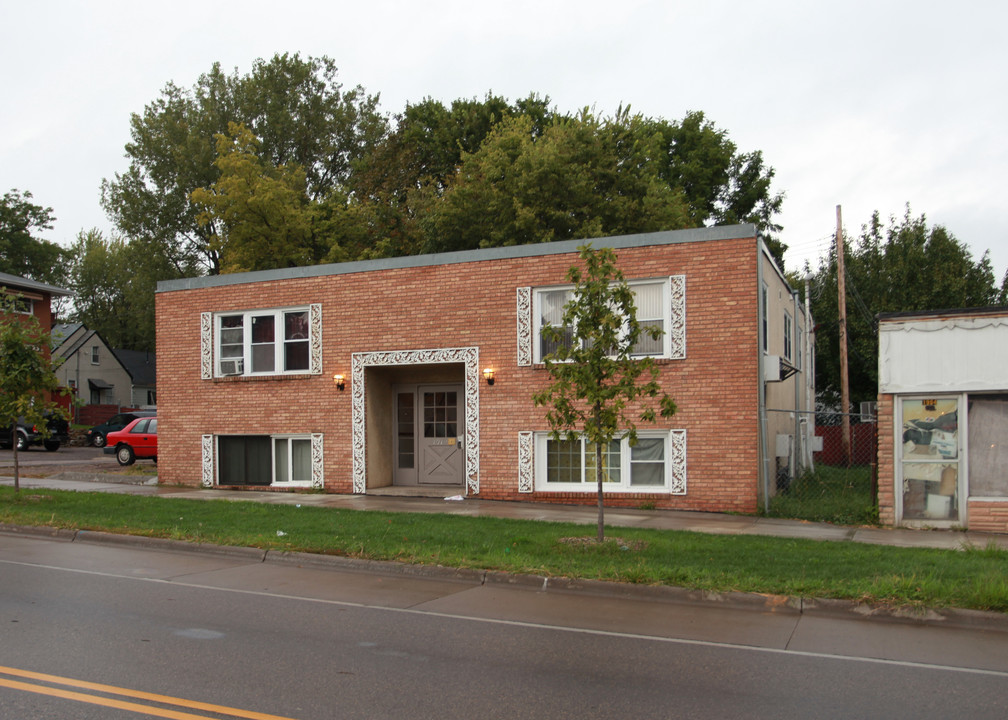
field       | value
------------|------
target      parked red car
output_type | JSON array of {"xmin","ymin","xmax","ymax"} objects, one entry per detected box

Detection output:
[{"xmin": 103, "ymin": 416, "xmax": 157, "ymax": 466}]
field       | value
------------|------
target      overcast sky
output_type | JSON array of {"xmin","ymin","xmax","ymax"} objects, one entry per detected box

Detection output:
[{"xmin": 2, "ymin": 0, "xmax": 1006, "ymax": 281}]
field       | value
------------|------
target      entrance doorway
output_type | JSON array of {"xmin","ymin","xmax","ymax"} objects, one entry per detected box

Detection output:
[{"xmin": 394, "ymin": 384, "xmax": 465, "ymax": 486}]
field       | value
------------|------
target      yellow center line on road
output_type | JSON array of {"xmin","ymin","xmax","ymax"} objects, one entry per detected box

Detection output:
[{"xmin": 0, "ymin": 665, "xmax": 300, "ymax": 720}]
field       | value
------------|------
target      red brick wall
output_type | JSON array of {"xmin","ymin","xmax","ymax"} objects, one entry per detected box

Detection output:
[
  {"xmin": 876, "ymin": 393, "xmax": 896, "ymax": 525},
  {"xmin": 156, "ymin": 236, "xmax": 762, "ymax": 512},
  {"xmin": 966, "ymin": 500, "xmax": 1008, "ymax": 533}
]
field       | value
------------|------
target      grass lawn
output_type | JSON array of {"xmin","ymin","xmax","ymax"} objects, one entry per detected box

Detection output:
[
  {"xmin": 1, "ymin": 486, "xmax": 1006, "ymax": 613},
  {"xmin": 767, "ymin": 464, "xmax": 878, "ymax": 525}
]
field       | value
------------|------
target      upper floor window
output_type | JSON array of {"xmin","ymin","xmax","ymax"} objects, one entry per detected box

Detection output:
[
  {"xmin": 533, "ymin": 278, "xmax": 671, "ymax": 363},
  {"xmin": 13, "ymin": 297, "xmax": 33, "ymax": 315},
  {"xmin": 784, "ymin": 310, "xmax": 793, "ymax": 361},
  {"xmin": 761, "ymin": 282, "xmax": 769, "ymax": 353},
  {"xmin": 215, "ymin": 307, "xmax": 312, "ymax": 377},
  {"xmin": 796, "ymin": 325, "xmax": 803, "ymax": 369},
  {"xmin": 90, "ymin": 345, "xmax": 100, "ymax": 364}
]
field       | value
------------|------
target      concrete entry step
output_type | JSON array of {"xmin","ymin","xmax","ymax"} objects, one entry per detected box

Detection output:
[{"xmin": 367, "ymin": 484, "xmax": 464, "ymax": 498}]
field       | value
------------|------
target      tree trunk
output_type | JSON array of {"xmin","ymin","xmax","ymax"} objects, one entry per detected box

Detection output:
[
  {"xmin": 11, "ymin": 428, "xmax": 20, "ymax": 493},
  {"xmin": 594, "ymin": 403, "xmax": 604, "ymax": 542}
]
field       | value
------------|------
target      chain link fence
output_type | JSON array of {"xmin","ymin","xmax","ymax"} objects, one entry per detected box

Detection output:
[{"xmin": 765, "ymin": 410, "xmax": 878, "ymax": 525}]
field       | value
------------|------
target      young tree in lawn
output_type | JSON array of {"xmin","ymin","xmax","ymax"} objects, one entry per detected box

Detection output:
[
  {"xmin": 0, "ymin": 294, "xmax": 65, "ymax": 492},
  {"xmin": 533, "ymin": 245, "xmax": 677, "ymax": 541}
]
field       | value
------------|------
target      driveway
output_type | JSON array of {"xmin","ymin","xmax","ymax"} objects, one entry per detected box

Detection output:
[{"xmin": 0, "ymin": 445, "xmax": 154, "ymax": 478}]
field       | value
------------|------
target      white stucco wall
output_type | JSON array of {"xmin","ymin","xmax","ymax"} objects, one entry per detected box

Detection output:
[{"xmin": 879, "ymin": 312, "xmax": 1008, "ymax": 393}]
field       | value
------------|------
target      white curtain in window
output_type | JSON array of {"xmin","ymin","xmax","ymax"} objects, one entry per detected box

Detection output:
[
  {"xmin": 541, "ymin": 289, "xmax": 570, "ymax": 326},
  {"xmin": 292, "ymin": 438, "xmax": 312, "ymax": 482},
  {"xmin": 633, "ymin": 284, "xmax": 662, "ymax": 321}
]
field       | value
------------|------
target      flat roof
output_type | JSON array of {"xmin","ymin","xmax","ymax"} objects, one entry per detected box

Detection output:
[
  {"xmin": 878, "ymin": 305, "xmax": 1008, "ymax": 323},
  {"xmin": 157, "ymin": 224, "xmax": 758, "ymax": 293}
]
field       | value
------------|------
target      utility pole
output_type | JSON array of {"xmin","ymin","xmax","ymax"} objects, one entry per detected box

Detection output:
[{"xmin": 835, "ymin": 205, "xmax": 852, "ymax": 466}]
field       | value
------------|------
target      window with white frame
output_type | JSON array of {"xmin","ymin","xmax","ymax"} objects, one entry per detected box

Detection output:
[
  {"xmin": 12, "ymin": 296, "xmax": 33, "ymax": 315},
  {"xmin": 534, "ymin": 431, "xmax": 675, "ymax": 491},
  {"xmin": 217, "ymin": 434, "xmax": 314, "ymax": 487},
  {"xmin": 534, "ymin": 279, "xmax": 670, "ymax": 362},
  {"xmin": 215, "ymin": 308, "xmax": 311, "ymax": 376},
  {"xmin": 90, "ymin": 345, "xmax": 100, "ymax": 364},
  {"xmin": 784, "ymin": 310, "xmax": 793, "ymax": 361}
]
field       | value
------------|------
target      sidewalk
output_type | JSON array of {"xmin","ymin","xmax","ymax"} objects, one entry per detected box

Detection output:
[{"xmin": 4, "ymin": 471, "xmax": 1007, "ymax": 552}]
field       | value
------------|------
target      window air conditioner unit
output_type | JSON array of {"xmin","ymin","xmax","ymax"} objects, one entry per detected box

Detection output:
[
  {"xmin": 219, "ymin": 358, "xmax": 244, "ymax": 376},
  {"xmin": 860, "ymin": 401, "xmax": 877, "ymax": 422},
  {"xmin": 763, "ymin": 355, "xmax": 782, "ymax": 382}
]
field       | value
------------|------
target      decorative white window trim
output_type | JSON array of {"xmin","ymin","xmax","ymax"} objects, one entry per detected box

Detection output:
[
  {"xmin": 518, "ymin": 431, "xmax": 534, "ymax": 493},
  {"xmin": 309, "ymin": 303, "xmax": 322, "ymax": 374},
  {"xmin": 516, "ymin": 287, "xmax": 532, "ymax": 366},
  {"xmin": 200, "ymin": 312, "xmax": 213, "ymax": 379},
  {"xmin": 311, "ymin": 432, "xmax": 324, "ymax": 489},
  {"xmin": 669, "ymin": 429, "xmax": 687, "ymax": 495},
  {"xmin": 201, "ymin": 434, "xmax": 214, "ymax": 487},
  {"xmin": 352, "ymin": 347, "xmax": 480, "ymax": 495},
  {"xmin": 669, "ymin": 275, "xmax": 686, "ymax": 360},
  {"xmin": 532, "ymin": 429, "xmax": 687, "ymax": 494}
]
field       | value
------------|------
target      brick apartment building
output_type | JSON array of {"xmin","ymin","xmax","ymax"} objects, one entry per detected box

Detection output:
[{"xmin": 155, "ymin": 225, "xmax": 814, "ymax": 513}]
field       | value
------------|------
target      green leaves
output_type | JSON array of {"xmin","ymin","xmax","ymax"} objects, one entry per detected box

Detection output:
[
  {"xmin": 533, "ymin": 246, "xmax": 677, "ymax": 539},
  {"xmin": 810, "ymin": 206, "xmax": 1002, "ymax": 404},
  {"xmin": 0, "ymin": 191, "xmax": 66, "ymax": 288},
  {"xmin": 0, "ymin": 294, "xmax": 67, "ymax": 490}
]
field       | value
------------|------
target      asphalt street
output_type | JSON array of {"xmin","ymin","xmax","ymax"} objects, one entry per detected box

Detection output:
[{"xmin": 1, "ymin": 530, "xmax": 1007, "ymax": 719}]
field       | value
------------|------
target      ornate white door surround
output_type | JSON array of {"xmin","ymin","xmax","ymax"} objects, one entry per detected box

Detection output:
[{"xmin": 352, "ymin": 347, "xmax": 480, "ymax": 495}]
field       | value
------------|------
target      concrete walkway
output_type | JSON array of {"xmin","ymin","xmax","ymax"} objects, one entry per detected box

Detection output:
[{"xmin": 4, "ymin": 471, "xmax": 1007, "ymax": 552}]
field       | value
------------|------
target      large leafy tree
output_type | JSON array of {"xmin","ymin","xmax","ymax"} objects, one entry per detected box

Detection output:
[
  {"xmin": 0, "ymin": 190, "xmax": 67, "ymax": 287},
  {"xmin": 101, "ymin": 53, "xmax": 386, "ymax": 276},
  {"xmin": 533, "ymin": 245, "xmax": 677, "ymax": 541},
  {"xmin": 0, "ymin": 294, "xmax": 66, "ymax": 491},
  {"xmin": 65, "ymin": 229, "xmax": 177, "ymax": 351},
  {"xmin": 345, "ymin": 93, "xmax": 556, "ymax": 258},
  {"xmin": 191, "ymin": 124, "xmax": 325, "ymax": 272},
  {"xmin": 648, "ymin": 111, "xmax": 785, "ymax": 261},
  {"xmin": 811, "ymin": 207, "xmax": 1002, "ymax": 405},
  {"xmin": 419, "ymin": 110, "xmax": 692, "ymax": 253}
]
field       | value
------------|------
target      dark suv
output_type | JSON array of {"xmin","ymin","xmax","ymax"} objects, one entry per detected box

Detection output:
[
  {"xmin": 86, "ymin": 411, "xmax": 157, "ymax": 448},
  {"xmin": 0, "ymin": 413, "xmax": 71, "ymax": 452}
]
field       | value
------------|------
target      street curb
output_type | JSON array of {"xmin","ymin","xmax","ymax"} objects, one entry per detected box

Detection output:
[
  {"xmin": 264, "ymin": 549, "xmax": 487, "ymax": 584},
  {"xmin": 0, "ymin": 523, "xmax": 78, "ymax": 542},
  {"xmin": 73, "ymin": 530, "xmax": 269, "ymax": 561},
  {"xmin": 2, "ymin": 523, "xmax": 1007, "ymax": 633}
]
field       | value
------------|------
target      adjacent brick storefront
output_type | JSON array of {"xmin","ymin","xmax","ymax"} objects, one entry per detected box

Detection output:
[
  {"xmin": 156, "ymin": 225, "xmax": 808, "ymax": 514},
  {"xmin": 877, "ymin": 308, "xmax": 1008, "ymax": 533}
]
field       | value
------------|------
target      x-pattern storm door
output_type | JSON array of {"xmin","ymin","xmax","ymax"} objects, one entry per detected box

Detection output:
[{"xmin": 395, "ymin": 384, "xmax": 465, "ymax": 486}]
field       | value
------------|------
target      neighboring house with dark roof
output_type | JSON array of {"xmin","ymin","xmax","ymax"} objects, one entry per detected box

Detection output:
[
  {"xmin": 51, "ymin": 325, "xmax": 156, "ymax": 409},
  {"xmin": 112, "ymin": 348, "xmax": 157, "ymax": 406}
]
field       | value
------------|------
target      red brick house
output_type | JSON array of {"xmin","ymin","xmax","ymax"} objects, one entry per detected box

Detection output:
[
  {"xmin": 0, "ymin": 271, "xmax": 73, "ymax": 414},
  {"xmin": 155, "ymin": 225, "xmax": 814, "ymax": 512},
  {"xmin": 877, "ymin": 307, "xmax": 1008, "ymax": 533},
  {"xmin": 0, "ymin": 270, "xmax": 70, "ymax": 335}
]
